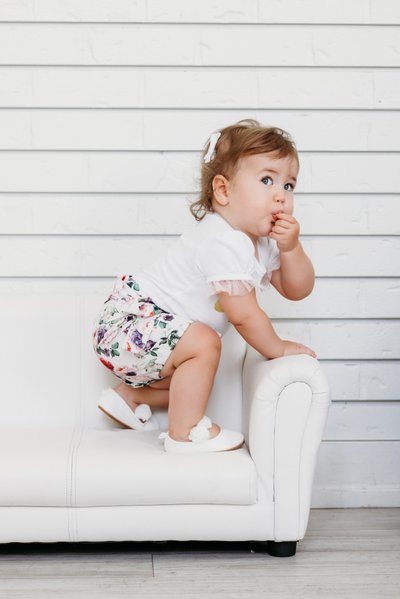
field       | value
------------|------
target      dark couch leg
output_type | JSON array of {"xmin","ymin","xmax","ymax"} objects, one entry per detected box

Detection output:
[
  {"xmin": 267, "ymin": 540, "xmax": 297, "ymax": 557},
  {"xmin": 250, "ymin": 540, "xmax": 298, "ymax": 557}
]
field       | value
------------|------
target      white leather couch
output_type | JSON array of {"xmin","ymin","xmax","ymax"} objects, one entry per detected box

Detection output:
[{"xmin": 0, "ymin": 284, "xmax": 330, "ymax": 557}]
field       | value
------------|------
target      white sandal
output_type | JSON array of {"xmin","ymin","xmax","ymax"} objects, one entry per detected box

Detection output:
[
  {"xmin": 98, "ymin": 387, "xmax": 159, "ymax": 431},
  {"xmin": 158, "ymin": 415, "xmax": 244, "ymax": 453}
]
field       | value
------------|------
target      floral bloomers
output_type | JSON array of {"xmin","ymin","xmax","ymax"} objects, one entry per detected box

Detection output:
[{"xmin": 92, "ymin": 275, "xmax": 193, "ymax": 388}]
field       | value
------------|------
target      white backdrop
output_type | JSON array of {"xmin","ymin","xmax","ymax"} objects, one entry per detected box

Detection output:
[{"xmin": 0, "ymin": 0, "xmax": 399, "ymax": 507}]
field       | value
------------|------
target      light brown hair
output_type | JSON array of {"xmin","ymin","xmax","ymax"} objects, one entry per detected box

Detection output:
[{"xmin": 190, "ymin": 118, "xmax": 299, "ymax": 221}]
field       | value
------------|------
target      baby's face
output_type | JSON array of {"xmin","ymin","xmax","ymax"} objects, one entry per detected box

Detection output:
[{"xmin": 225, "ymin": 152, "xmax": 298, "ymax": 238}]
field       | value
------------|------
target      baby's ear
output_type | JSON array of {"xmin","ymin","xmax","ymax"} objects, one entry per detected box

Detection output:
[{"xmin": 212, "ymin": 174, "xmax": 230, "ymax": 205}]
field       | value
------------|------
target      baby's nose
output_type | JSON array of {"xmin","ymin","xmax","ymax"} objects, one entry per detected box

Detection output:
[{"xmin": 272, "ymin": 183, "xmax": 286, "ymax": 194}]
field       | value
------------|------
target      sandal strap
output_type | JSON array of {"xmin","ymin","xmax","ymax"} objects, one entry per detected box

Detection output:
[
  {"xmin": 158, "ymin": 415, "xmax": 213, "ymax": 443},
  {"xmin": 134, "ymin": 403, "xmax": 152, "ymax": 422},
  {"xmin": 188, "ymin": 415, "xmax": 212, "ymax": 443}
]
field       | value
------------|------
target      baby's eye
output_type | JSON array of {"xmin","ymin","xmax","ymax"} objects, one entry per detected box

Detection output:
[
  {"xmin": 261, "ymin": 176, "xmax": 295, "ymax": 192},
  {"xmin": 261, "ymin": 176, "xmax": 273, "ymax": 185}
]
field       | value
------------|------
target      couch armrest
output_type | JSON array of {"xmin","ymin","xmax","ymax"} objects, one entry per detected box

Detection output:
[{"xmin": 242, "ymin": 345, "xmax": 331, "ymax": 541}]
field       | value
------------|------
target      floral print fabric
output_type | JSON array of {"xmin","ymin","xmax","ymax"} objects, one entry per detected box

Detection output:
[{"xmin": 92, "ymin": 275, "xmax": 193, "ymax": 388}]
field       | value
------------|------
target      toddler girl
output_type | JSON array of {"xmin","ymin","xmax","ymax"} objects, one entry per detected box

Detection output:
[{"xmin": 92, "ymin": 119, "xmax": 317, "ymax": 454}]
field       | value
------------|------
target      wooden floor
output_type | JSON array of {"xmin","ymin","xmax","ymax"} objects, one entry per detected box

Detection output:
[{"xmin": 0, "ymin": 509, "xmax": 399, "ymax": 598}]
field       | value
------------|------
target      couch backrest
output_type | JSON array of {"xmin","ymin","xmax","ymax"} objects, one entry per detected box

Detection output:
[{"xmin": 2, "ymin": 280, "xmax": 247, "ymax": 431}]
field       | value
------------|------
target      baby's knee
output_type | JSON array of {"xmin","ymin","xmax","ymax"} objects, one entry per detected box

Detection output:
[{"xmin": 190, "ymin": 321, "xmax": 222, "ymax": 353}]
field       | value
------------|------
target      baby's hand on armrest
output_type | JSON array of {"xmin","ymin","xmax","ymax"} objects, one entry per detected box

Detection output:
[
  {"xmin": 216, "ymin": 288, "xmax": 317, "ymax": 359},
  {"xmin": 282, "ymin": 339, "xmax": 317, "ymax": 358}
]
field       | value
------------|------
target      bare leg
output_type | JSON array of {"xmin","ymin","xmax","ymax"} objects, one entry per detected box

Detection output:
[
  {"xmin": 152, "ymin": 322, "xmax": 223, "ymax": 442},
  {"xmin": 113, "ymin": 378, "xmax": 171, "ymax": 412},
  {"xmin": 167, "ymin": 348, "xmax": 221, "ymax": 441},
  {"xmin": 113, "ymin": 321, "xmax": 222, "ymax": 441}
]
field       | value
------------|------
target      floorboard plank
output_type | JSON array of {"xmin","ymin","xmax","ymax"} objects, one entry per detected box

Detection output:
[{"xmin": 0, "ymin": 509, "xmax": 398, "ymax": 599}]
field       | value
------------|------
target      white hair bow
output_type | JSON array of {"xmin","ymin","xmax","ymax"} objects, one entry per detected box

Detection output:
[{"xmin": 203, "ymin": 131, "xmax": 221, "ymax": 163}]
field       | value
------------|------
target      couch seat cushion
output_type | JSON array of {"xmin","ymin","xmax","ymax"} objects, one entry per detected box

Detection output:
[{"xmin": 0, "ymin": 428, "xmax": 257, "ymax": 506}]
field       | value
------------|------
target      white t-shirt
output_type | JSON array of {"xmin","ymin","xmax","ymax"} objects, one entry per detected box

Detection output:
[{"xmin": 130, "ymin": 211, "xmax": 280, "ymax": 337}]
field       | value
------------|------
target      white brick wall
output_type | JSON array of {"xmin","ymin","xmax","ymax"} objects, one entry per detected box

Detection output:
[{"xmin": 0, "ymin": 0, "xmax": 399, "ymax": 507}]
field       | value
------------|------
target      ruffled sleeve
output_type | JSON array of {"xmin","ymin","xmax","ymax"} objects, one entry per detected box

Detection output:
[
  {"xmin": 195, "ymin": 230, "xmax": 265, "ymax": 297},
  {"xmin": 208, "ymin": 279, "xmax": 256, "ymax": 296}
]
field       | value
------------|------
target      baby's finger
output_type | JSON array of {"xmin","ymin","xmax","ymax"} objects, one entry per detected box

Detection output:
[
  {"xmin": 275, "ymin": 212, "xmax": 294, "ymax": 223},
  {"xmin": 271, "ymin": 224, "xmax": 288, "ymax": 233},
  {"xmin": 274, "ymin": 220, "xmax": 293, "ymax": 231},
  {"xmin": 298, "ymin": 344, "xmax": 317, "ymax": 358}
]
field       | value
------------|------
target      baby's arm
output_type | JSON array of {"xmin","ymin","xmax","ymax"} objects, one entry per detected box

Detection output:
[
  {"xmin": 218, "ymin": 288, "xmax": 316, "ymax": 359},
  {"xmin": 269, "ymin": 212, "xmax": 314, "ymax": 300}
]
